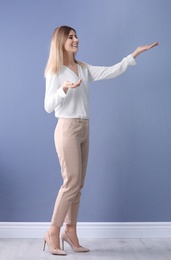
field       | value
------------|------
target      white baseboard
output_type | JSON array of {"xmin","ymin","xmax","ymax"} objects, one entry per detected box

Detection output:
[{"xmin": 0, "ymin": 222, "xmax": 171, "ymax": 239}]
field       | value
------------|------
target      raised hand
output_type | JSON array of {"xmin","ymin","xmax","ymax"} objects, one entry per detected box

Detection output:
[
  {"xmin": 132, "ymin": 42, "xmax": 159, "ymax": 58},
  {"xmin": 62, "ymin": 79, "xmax": 82, "ymax": 93}
]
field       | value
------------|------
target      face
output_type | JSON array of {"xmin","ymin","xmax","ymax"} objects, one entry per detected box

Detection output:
[{"xmin": 64, "ymin": 30, "xmax": 79, "ymax": 54}]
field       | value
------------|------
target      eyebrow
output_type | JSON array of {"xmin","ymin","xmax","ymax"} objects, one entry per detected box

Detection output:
[{"xmin": 68, "ymin": 34, "xmax": 77, "ymax": 37}]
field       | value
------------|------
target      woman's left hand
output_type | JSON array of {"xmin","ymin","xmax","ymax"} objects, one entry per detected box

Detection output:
[{"xmin": 132, "ymin": 42, "xmax": 159, "ymax": 58}]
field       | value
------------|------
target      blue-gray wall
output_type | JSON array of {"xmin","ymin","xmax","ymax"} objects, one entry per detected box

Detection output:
[{"xmin": 0, "ymin": 0, "xmax": 171, "ymax": 222}]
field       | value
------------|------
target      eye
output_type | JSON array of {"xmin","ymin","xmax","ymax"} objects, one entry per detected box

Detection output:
[{"xmin": 68, "ymin": 35, "xmax": 78, "ymax": 40}]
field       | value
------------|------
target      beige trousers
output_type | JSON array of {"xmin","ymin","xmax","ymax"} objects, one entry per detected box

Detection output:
[{"xmin": 51, "ymin": 118, "xmax": 89, "ymax": 227}]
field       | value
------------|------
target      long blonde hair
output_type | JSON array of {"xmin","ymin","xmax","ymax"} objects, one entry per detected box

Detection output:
[{"xmin": 44, "ymin": 26, "xmax": 84, "ymax": 77}]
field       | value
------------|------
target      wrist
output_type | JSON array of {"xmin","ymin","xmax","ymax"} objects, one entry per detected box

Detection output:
[
  {"xmin": 62, "ymin": 85, "xmax": 68, "ymax": 93},
  {"xmin": 132, "ymin": 50, "xmax": 139, "ymax": 58}
]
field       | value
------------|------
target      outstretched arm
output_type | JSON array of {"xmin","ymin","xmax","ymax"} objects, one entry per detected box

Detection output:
[{"xmin": 132, "ymin": 42, "xmax": 159, "ymax": 58}]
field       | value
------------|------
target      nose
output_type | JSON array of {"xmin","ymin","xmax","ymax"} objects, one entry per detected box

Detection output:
[{"xmin": 74, "ymin": 36, "xmax": 78, "ymax": 42}]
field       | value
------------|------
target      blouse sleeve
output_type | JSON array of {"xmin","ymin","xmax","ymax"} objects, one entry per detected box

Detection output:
[
  {"xmin": 87, "ymin": 54, "xmax": 136, "ymax": 82},
  {"xmin": 44, "ymin": 73, "xmax": 67, "ymax": 113}
]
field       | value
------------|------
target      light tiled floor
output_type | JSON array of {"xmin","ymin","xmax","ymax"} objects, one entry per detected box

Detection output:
[{"xmin": 0, "ymin": 238, "xmax": 171, "ymax": 260}]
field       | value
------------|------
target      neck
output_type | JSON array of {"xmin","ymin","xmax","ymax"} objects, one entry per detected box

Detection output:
[{"xmin": 63, "ymin": 52, "xmax": 76, "ymax": 66}]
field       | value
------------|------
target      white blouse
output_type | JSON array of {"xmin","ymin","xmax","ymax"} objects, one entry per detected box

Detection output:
[{"xmin": 44, "ymin": 54, "xmax": 136, "ymax": 119}]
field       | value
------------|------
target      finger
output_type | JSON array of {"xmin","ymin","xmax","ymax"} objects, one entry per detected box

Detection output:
[
  {"xmin": 74, "ymin": 79, "xmax": 82, "ymax": 86},
  {"xmin": 73, "ymin": 82, "xmax": 81, "ymax": 87},
  {"xmin": 70, "ymin": 82, "xmax": 81, "ymax": 88},
  {"xmin": 78, "ymin": 79, "xmax": 82, "ymax": 84},
  {"xmin": 66, "ymin": 81, "xmax": 72, "ymax": 86},
  {"xmin": 150, "ymin": 42, "xmax": 159, "ymax": 48}
]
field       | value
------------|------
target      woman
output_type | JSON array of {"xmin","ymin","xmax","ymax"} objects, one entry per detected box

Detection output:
[{"xmin": 43, "ymin": 25, "xmax": 158, "ymax": 255}]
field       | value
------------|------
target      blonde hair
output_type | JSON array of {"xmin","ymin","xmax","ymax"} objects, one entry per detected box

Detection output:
[{"xmin": 44, "ymin": 26, "xmax": 84, "ymax": 77}]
